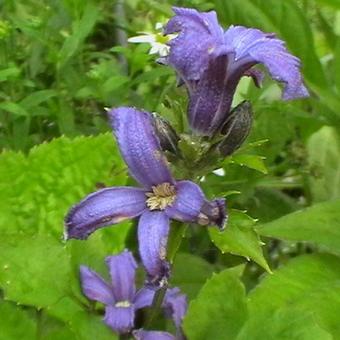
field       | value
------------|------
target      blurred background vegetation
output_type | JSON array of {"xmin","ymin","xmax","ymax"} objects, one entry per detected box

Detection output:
[{"xmin": 1, "ymin": 0, "xmax": 340, "ymax": 338}]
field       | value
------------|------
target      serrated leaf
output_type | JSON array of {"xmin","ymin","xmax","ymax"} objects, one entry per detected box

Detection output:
[
  {"xmin": 0, "ymin": 234, "xmax": 72, "ymax": 308},
  {"xmin": 307, "ymin": 126, "xmax": 340, "ymax": 202},
  {"xmin": 230, "ymin": 154, "xmax": 268, "ymax": 174},
  {"xmin": 0, "ymin": 133, "xmax": 126, "ymax": 238},
  {"xmin": 183, "ymin": 269, "xmax": 247, "ymax": 340},
  {"xmin": 209, "ymin": 210, "xmax": 270, "ymax": 272},
  {"xmin": 0, "ymin": 301, "xmax": 37, "ymax": 339},
  {"xmin": 237, "ymin": 254, "xmax": 340, "ymax": 339},
  {"xmin": 257, "ymin": 199, "xmax": 340, "ymax": 256}
]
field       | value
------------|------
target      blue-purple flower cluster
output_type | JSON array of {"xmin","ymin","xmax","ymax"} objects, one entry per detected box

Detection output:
[{"xmin": 64, "ymin": 6, "xmax": 308, "ymax": 338}]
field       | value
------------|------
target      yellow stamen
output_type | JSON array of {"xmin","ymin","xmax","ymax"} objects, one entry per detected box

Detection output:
[
  {"xmin": 115, "ymin": 300, "xmax": 131, "ymax": 308},
  {"xmin": 146, "ymin": 183, "xmax": 176, "ymax": 210}
]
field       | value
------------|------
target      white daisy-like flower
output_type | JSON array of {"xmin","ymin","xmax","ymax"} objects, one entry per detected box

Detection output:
[{"xmin": 128, "ymin": 22, "xmax": 177, "ymax": 57}]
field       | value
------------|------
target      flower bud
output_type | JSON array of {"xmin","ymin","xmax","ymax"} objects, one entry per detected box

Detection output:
[
  {"xmin": 218, "ymin": 101, "xmax": 253, "ymax": 157},
  {"xmin": 152, "ymin": 113, "xmax": 180, "ymax": 154}
]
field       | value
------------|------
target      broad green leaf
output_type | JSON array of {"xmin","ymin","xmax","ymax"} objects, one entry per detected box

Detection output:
[
  {"xmin": 69, "ymin": 311, "xmax": 118, "ymax": 340},
  {"xmin": 0, "ymin": 102, "xmax": 28, "ymax": 116},
  {"xmin": 230, "ymin": 154, "xmax": 268, "ymax": 174},
  {"xmin": 307, "ymin": 126, "xmax": 340, "ymax": 202},
  {"xmin": 19, "ymin": 90, "xmax": 57, "ymax": 109},
  {"xmin": 171, "ymin": 253, "xmax": 215, "ymax": 300},
  {"xmin": 237, "ymin": 254, "xmax": 340, "ymax": 339},
  {"xmin": 0, "ymin": 134, "xmax": 126, "ymax": 237},
  {"xmin": 257, "ymin": 199, "xmax": 340, "ymax": 256},
  {"xmin": 0, "ymin": 301, "xmax": 37, "ymax": 339},
  {"xmin": 183, "ymin": 269, "xmax": 247, "ymax": 340},
  {"xmin": 209, "ymin": 210, "xmax": 270, "ymax": 272},
  {"xmin": 0, "ymin": 234, "xmax": 72, "ymax": 308}
]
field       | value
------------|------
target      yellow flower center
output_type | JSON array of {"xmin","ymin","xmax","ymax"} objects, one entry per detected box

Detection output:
[
  {"xmin": 146, "ymin": 183, "xmax": 176, "ymax": 210},
  {"xmin": 115, "ymin": 300, "xmax": 131, "ymax": 308}
]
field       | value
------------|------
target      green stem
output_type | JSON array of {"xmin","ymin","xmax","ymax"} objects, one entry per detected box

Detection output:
[{"xmin": 145, "ymin": 285, "xmax": 168, "ymax": 328}]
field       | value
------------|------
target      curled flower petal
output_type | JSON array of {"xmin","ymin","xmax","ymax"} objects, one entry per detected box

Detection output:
[
  {"xmin": 133, "ymin": 329, "xmax": 175, "ymax": 340},
  {"xmin": 138, "ymin": 211, "xmax": 170, "ymax": 287},
  {"xmin": 165, "ymin": 180, "xmax": 205, "ymax": 222},
  {"xmin": 134, "ymin": 288, "xmax": 155, "ymax": 309},
  {"xmin": 65, "ymin": 187, "xmax": 147, "ymax": 240},
  {"xmin": 198, "ymin": 198, "xmax": 227, "ymax": 230},
  {"xmin": 79, "ymin": 266, "xmax": 115, "ymax": 305},
  {"xmin": 104, "ymin": 305, "xmax": 135, "ymax": 334},
  {"xmin": 164, "ymin": 7, "xmax": 224, "ymax": 87},
  {"xmin": 224, "ymin": 25, "xmax": 309, "ymax": 100},
  {"xmin": 164, "ymin": 287, "xmax": 188, "ymax": 328},
  {"xmin": 109, "ymin": 107, "xmax": 174, "ymax": 189},
  {"xmin": 106, "ymin": 250, "xmax": 137, "ymax": 302}
]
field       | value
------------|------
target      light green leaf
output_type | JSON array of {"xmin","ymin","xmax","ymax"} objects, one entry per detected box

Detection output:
[
  {"xmin": 307, "ymin": 126, "xmax": 340, "ymax": 202},
  {"xmin": 237, "ymin": 254, "xmax": 340, "ymax": 339},
  {"xmin": 171, "ymin": 253, "xmax": 214, "ymax": 300},
  {"xmin": 0, "ymin": 102, "xmax": 28, "ymax": 116},
  {"xmin": 230, "ymin": 154, "xmax": 268, "ymax": 174},
  {"xmin": 0, "ymin": 301, "xmax": 37, "ymax": 340},
  {"xmin": 183, "ymin": 269, "xmax": 247, "ymax": 340},
  {"xmin": 257, "ymin": 199, "xmax": 340, "ymax": 256},
  {"xmin": 0, "ymin": 134, "xmax": 126, "ymax": 237},
  {"xmin": 20, "ymin": 90, "xmax": 57, "ymax": 109},
  {"xmin": 209, "ymin": 210, "xmax": 271, "ymax": 272},
  {"xmin": 0, "ymin": 234, "xmax": 72, "ymax": 308}
]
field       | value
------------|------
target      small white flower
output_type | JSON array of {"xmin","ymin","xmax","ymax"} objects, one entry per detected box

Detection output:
[
  {"xmin": 128, "ymin": 22, "xmax": 177, "ymax": 57},
  {"xmin": 212, "ymin": 168, "xmax": 225, "ymax": 176}
]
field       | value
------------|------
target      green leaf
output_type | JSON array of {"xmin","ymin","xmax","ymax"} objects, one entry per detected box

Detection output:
[
  {"xmin": 0, "ymin": 234, "xmax": 72, "ymax": 308},
  {"xmin": 171, "ymin": 253, "xmax": 214, "ymax": 300},
  {"xmin": 209, "ymin": 210, "xmax": 271, "ymax": 272},
  {"xmin": 237, "ymin": 254, "xmax": 340, "ymax": 339},
  {"xmin": 183, "ymin": 269, "xmax": 247, "ymax": 340},
  {"xmin": 0, "ymin": 134, "xmax": 126, "ymax": 237},
  {"xmin": 0, "ymin": 301, "xmax": 37, "ymax": 339},
  {"xmin": 257, "ymin": 199, "xmax": 340, "ymax": 256},
  {"xmin": 230, "ymin": 154, "xmax": 268, "ymax": 174},
  {"xmin": 307, "ymin": 126, "xmax": 340, "ymax": 202},
  {"xmin": 0, "ymin": 102, "xmax": 28, "ymax": 116},
  {"xmin": 19, "ymin": 90, "xmax": 57, "ymax": 109}
]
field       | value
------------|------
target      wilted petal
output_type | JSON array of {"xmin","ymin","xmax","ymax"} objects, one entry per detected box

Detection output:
[
  {"xmin": 165, "ymin": 180, "xmax": 205, "ymax": 222},
  {"xmin": 164, "ymin": 7, "xmax": 224, "ymax": 87},
  {"xmin": 133, "ymin": 329, "xmax": 175, "ymax": 340},
  {"xmin": 164, "ymin": 287, "xmax": 188, "ymax": 328},
  {"xmin": 104, "ymin": 305, "xmax": 135, "ymax": 334},
  {"xmin": 109, "ymin": 107, "xmax": 174, "ymax": 189},
  {"xmin": 106, "ymin": 250, "xmax": 137, "ymax": 302},
  {"xmin": 244, "ymin": 68, "xmax": 265, "ymax": 88},
  {"xmin": 65, "ymin": 187, "xmax": 147, "ymax": 240},
  {"xmin": 138, "ymin": 211, "xmax": 170, "ymax": 286},
  {"xmin": 134, "ymin": 288, "xmax": 155, "ymax": 309},
  {"xmin": 225, "ymin": 26, "xmax": 309, "ymax": 100},
  {"xmin": 79, "ymin": 266, "xmax": 114, "ymax": 305},
  {"xmin": 198, "ymin": 198, "xmax": 227, "ymax": 230}
]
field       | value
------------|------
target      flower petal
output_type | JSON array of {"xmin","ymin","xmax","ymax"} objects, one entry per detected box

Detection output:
[
  {"xmin": 165, "ymin": 180, "xmax": 205, "ymax": 222},
  {"xmin": 164, "ymin": 7, "xmax": 224, "ymax": 87},
  {"xmin": 79, "ymin": 266, "xmax": 115, "ymax": 305},
  {"xmin": 106, "ymin": 250, "xmax": 137, "ymax": 302},
  {"xmin": 65, "ymin": 187, "xmax": 147, "ymax": 240},
  {"xmin": 109, "ymin": 107, "xmax": 174, "ymax": 189},
  {"xmin": 164, "ymin": 287, "xmax": 188, "ymax": 328},
  {"xmin": 138, "ymin": 211, "xmax": 170, "ymax": 287},
  {"xmin": 104, "ymin": 305, "xmax": 135, "ymax": 334},
  {"xmin": 198, "ymin": 198, "xmax": 227, "ymax": 230},
  {"xmin": 224, "ymin": 26, "xmax": 309, "ymax": 100},
  {"xmin": 133, "ymin": 288, "xmax": 155, "ymax": 309},
  {"xmin": 133, "ymin": 330, "xmax": 175, "ymax": 340}
]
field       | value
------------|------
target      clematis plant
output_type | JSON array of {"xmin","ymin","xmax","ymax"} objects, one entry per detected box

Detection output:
[
  {"xmin": 163, "ymin": 7, "xmax": 309, "ymax": 136},
  {"xmin": 80, "ymin": 250, "xmax": 187, "ymax": 336},
  {"xmin": 65, "ymin": 107, "xmax": 226, "ymax": 286}
]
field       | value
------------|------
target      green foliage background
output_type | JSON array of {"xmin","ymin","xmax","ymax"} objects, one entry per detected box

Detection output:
[{"xmin": 1, "ymin": 0, "xmax": 340, "ymax": 339}]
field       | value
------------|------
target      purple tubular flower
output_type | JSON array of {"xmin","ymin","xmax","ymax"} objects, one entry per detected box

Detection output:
[
  {"xmin": 133, "ymin": 330, "xmax": 176, "ymax": 340},
  {"xmin": 80, "ymin": 250, "xmax": 154, "ymax": 334},
  {"xmin": 164, "ymin": 7, "xmax": 309, "ymax": 136},
  {"xmin": 80, "ymin": 251, "xmax": 188, "ymax": 336},
  {"xmin": 65, "ymin": 107, "xmax": 226, "ymax": 286}
]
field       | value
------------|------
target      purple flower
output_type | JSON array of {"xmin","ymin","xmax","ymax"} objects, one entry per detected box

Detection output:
[
  {"xmin": 133, "ymin": 330, "xmax": 176, "ymax": 340},
  {"xmin": 80, "ymin": 250, "xmax": 187, "ymax": 335},
  {"xmin": 65, "ymin": 107, "xmax": 226, "ymax": 286},
  {"xmin": 164, "ymin": 7, "xmax": 309, "ymax": 136}
]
